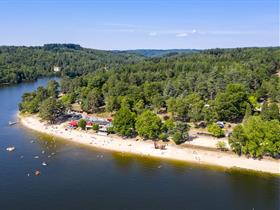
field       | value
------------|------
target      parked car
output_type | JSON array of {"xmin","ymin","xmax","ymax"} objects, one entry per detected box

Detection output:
[
  {"xmin": 216, "ymin": 121, "xmax": 224, "ymax": 128},
  {"xmin": 71, "ymin": 114, "xmax": 82, "ymax": 120}
]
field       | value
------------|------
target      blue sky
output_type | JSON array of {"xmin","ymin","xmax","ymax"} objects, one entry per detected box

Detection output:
[{"xmin": 0, "ymin": 0, "xmax": 279, "ymax": 49}]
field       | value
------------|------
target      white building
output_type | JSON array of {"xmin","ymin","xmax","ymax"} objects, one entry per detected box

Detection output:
[{"xmin": 54, "ymin": 66, "xmax": 61, "ymax": 72}]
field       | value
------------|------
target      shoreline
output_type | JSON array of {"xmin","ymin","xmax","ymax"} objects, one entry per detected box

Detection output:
[{"xmin": 19, "ymin": 114, "xmax": 280, "ymax": 175}]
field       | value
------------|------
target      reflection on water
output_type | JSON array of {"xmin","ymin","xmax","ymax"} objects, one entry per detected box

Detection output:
[{"xmin": 0, "ymin": 78, "xmax": 279, "ymax": 210}]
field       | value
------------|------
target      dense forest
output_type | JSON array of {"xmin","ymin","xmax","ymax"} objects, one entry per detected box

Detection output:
[
  {"xmin": 123, "ymin": 49, "xmax": 199, "ymax": 57},
  {"xmin": 0, "ymin": 44, "xmax": 143, "ymax": 85},
  {"xmin": 18, "ymin": 46, "xmax": 280, "ymax": 158}
]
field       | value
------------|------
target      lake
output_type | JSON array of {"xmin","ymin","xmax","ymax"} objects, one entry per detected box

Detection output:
[{"xmin": 0, "ymin": 78, "xmax": 279, "ymax": 210}]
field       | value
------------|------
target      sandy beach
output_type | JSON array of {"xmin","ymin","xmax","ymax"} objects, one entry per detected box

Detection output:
[{"xmin": 20, "ymin": 115, "xmax": 280, "ymax": 175}]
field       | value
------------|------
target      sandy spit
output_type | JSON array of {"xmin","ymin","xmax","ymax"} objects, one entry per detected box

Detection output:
[{"xmin": 19, "ymin": 115, "xmax": 280, "ymax": 175}]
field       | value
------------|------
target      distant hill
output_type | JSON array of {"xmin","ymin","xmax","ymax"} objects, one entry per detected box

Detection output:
[
  {"xmin": 123, "ymin": 49, "xmax": 200, "ymax": 57},
  {"xmin": 0, "ymin": 44, "xmax": 144, "ymax": 85},
  {"xmin": 1, "ymin": 44, "xmax": 278, "ymax": 86}
]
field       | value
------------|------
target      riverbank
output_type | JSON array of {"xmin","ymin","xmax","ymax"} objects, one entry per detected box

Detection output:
[{"xmin": 19, "ymin": 114, "xmax": 280, "ymax": 175}]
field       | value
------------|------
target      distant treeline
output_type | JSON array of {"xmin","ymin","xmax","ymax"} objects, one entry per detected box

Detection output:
[
  {"xmin": 122, "ymin": 49, "xmax": 199, "ymax": 57},
  {"xmin": 0, "ymin": 44, "xmax": 143, "ymax": 85}
]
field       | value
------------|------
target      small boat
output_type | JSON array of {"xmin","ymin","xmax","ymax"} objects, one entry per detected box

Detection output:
[
  {"xmin": 6, "ymin": 147, "xmax": 15, "ymax": 152},
  {"xmin": 8, "ymin": 121, "xmax": 17, "ymax": 126},
  {"xmin": 35, "ymin": 170, "xmax": 41, "ymax": 176},
  {"xmin": 34, "ymin": 156, "xmax": 39, "ymax": 159},
  {"xmin": 42, "ymin": 162, "xmax": 47, "ymax": 166}
]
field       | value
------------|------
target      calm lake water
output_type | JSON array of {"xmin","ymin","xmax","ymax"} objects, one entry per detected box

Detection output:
[{"xmin": 0, "ymin": 78, "xmax": 279, "ymax": 210}]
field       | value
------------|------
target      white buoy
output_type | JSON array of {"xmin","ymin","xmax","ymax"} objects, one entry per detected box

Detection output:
[{"xmin": 6, "ymin": 147, "xmax": 15, "ymax": 152}]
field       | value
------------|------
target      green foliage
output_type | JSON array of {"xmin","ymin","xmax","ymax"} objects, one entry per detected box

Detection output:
[
  {"xmin": 151, "ymin": 94, "xmax": 165, "ymax": 112},
  {"xmin": 18, "ymin": 47, "xmax": 280, "ymax": 124},
  {"xmin": 39, "ymin": 98, "xmax": 65, "ymax": 123},
  {"xmin": 0, "ymin": 45, "xmax": 143, "ymax": 85},
  {"xmin": 229, "ymin": 116, "xmax": 280, "ymax": 158},
  {"xmin": 248, "ymin": 95, "xmax": 259, "ymax": 110},
  {"xmin": 105, "ymin": 96, "xmax": 120, "ymax": 112},
  {"xmin": 171, "ymin": 121, "xmax": 190, "ymax": 144},
  {"xmin": 47, "ymin": 80, "xmax": 59, "ymax": 98},
  {"xmin": 19, "ymin": 80, "xmax": 63, "ymax": 114},
  {"xmin": 243, "ymin": 102, "xmax": 252, "ymax": 122},
  {"xmin": 202, "ymin": 102, "xmax": 218, "ymax": 124},
  {"xmin": 81, "ymin": 88, "xmax": 104, "ymax": 113},
  {"xmin": 167, "ymin": 93, "xmax": 204, "ymax": 122},
  {"xmin": 112, "ymin": 106, "xmax": 136, "ymax": 136},
  {"xmin": 92, "ymin": 124, "xmax": 100, "ymax": 131},
  {"xmin": 106, "ymin": 126, "xmax": 115, "ymax": 134},
  {"xmin": 135, "ymin": 110, "xmax": 162, "ymax": 139},
  {"xmin": 228, "ymin": 124, "xmax": 246, "ymax": 155},
  {"xmin": 19, "ymin": 86, "xmax": 48, "ymax": 113},
  {"xmin": 19, "ymin": 94, "xmax": 40, "ymax": 113},
  {"xmin": 213, "ymin": 83, "xmax": 248, "ymax": 122},
  {"xmin": 159, "ymin": 133, "xmax": 168, "ymax": 141},
  {"xmin": 143, "ymin": 82, "xmax": 163, "ymax": 103},
  {"xmin": 60, "ymin": 93, "xmax": 76, "ymax": 110},
  {"xmin": 172, "ymin": 132, "xmax": 183, "ymax": 144},
  {"xmin": 120, "ymin": 96, "xmax": 134, "ymax": 110},
  {"xmin": 258, "ymin": 77, "xmax": 280, "ymax": 102},
  {"xmin": 207, "ymin": 123, "xmax": 225, "ymax": 138},
  {"xmin": 133, "ymin": 99, "xmax": 145, "ymax": 114},
  {"xmin": 261, "ymin": 102, "xmax": 279, "ymax": 121},
  {"xmin": 162, "ymin": 118, "xmax": 175, "ymax": 134},
  {"xmin": 78, "ymin": 119, "xmax": 87, "ymax": 130},
  {"xmin": 216, "ymin": 141, "xmax": 227, "ymax": 151}
]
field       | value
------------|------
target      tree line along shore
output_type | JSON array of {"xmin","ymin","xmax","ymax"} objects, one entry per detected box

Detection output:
[{"xmin": 17, "ymin": 47, "xmax": 280, "ymax": 162}]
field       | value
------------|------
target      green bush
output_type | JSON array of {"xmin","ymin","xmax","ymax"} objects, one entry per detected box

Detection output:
[
  {"xmin": 172, "ymin": 131, "xmax": 183, "ymax": 144},
  {"xmin": 92, "ymin": 124, "xmax": 99, "ymax": 131},
  {"xmin": 107, "ymin": 126, "xmax": 115, "ymax": 134},
  {"xmin": 159, "ymin": 133, "xmax": 168, "ymax": 141},
  {"xmin": 169, "ymin": 121, "xmax": 190, "ymax": 144},
  {"xmin": 229, "ymin": 116, "xmax": 280, "ymax": 158},
  {"xmin": 207, "ymin": 123, "xmax": 225, "ymax": 138},
  {"xmin": 78, "ymin": 119, "xmax": 87, "ymax": 130},
  {"xmin": 216, "ymin": 141, "xmax": 227, "ymax": 151}
]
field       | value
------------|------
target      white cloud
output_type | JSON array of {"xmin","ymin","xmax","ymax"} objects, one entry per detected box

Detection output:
[
  {"xmin": 192, "ymin": 29, "xmax": 197, "ymax": 33},
  {"xmin": 176, "ymin": 33, "xmax": 188, "ymax": 37}
]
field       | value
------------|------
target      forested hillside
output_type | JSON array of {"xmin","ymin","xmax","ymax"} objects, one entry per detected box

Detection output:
[
  {"xmin": 60, "ymin": 47, "xmax": 280, "ymax": 117},
  {"xmin": 123, "ymin": 49, "xmax": 199, "ymax": 57},
  {"xmin": 0, "ymin": 44, "xmax": 143, "ymax": 85},
  {"xmin": 19, "ymin": 47, "xmax": 280, "ymax": 157}
]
